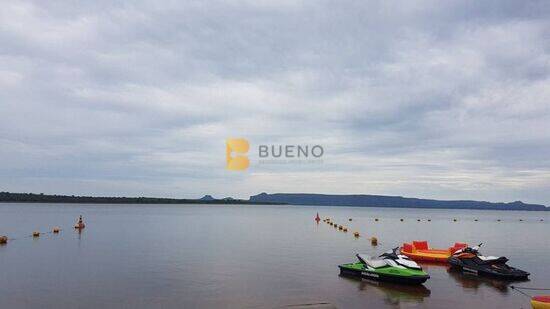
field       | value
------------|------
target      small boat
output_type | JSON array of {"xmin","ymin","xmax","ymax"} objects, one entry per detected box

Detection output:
[
  {"xmin": 532, "ymin": 296, "xmax": 550, "ymax": 309},
  {"xmin": 400, "ymin": 240, "xmax": 467, "ymax": 263},
  {"xmin": 339, "ymin": 248, "xmax": 430, "ymax": 285},
  {"xmin": 449, "ymin": 243, "xmax": 529, "ymax": 280}
]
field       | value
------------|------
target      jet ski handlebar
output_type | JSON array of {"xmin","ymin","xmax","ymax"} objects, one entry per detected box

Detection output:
[{"xmin": 453, "ymin": 243, "xmax": 483, "ymax": 255}]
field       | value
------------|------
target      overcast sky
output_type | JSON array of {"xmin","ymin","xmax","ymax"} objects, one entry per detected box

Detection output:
[{"xmin": 1, "ymin": 1, "xmax": 550, "ymax": 204}]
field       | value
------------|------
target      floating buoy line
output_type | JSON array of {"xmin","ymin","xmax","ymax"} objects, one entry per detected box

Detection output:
[
  {"xmin": 321, "ymin": 215, "xmax": 377, "ymax": 246},
  {"xmin": 0, "ymin": 217, "xmax": 85, "ymax": 246},
  {"xmin": 318, "ymin": 213, "xmax": 546, "ymax": 251}
]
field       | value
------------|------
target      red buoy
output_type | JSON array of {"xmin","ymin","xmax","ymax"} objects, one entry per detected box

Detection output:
[{"xmin": 315, "ymin": 213, "xmax": 321, "ymax": 222}]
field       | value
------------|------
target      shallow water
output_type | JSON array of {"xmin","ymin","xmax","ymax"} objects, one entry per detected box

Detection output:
[{"xmin": 0, "ymin": 203, "xmax": 548, "ymax": 308}]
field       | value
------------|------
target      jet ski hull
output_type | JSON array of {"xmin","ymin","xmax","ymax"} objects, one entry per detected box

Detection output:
[
  {"xmin": 448, "ymin": 257, "xmax": 530, "ymax": 280},
  {"xmin": 339, "ymin": 263, "xmax": 430, "ymax": 285}
]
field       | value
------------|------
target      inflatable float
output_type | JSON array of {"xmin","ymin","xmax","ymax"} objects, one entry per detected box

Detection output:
[
  {"xmin": 532, "ymin": 296, "xmax": 550, "ymax": 309},
  {"xmin": 400, "ymin": 241, "xmax": 467, "ymax": 263}
]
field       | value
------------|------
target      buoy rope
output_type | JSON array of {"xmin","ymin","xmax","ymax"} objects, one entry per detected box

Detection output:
[
  {"xmin": 322, "ymin": 217, "xmax": 379, "ymax": 245},
  {"xmin": 4, "ymin": 228, "xmax": 65, "ymax": 242},
  {"xmin": 512, "ymin": 286, "xmax": 550, "ymax": 291},
  {"xmin": 511, "ymin": 285, "xmax": 550, "ymax": 299}
]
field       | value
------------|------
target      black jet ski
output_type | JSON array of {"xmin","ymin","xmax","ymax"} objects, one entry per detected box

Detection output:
[{"xmin": 448, "ymin": 243, "xmax": 529, "ymax": 280}]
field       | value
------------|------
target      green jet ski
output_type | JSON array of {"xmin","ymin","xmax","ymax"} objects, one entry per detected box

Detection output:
[{"xmin": 339, "ymin": 248, "xmax": 430, "ymax": 285}]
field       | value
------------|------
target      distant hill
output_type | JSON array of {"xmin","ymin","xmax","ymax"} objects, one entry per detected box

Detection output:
[
  {"xmin": 249, "ymin": 192, "xmax": 549, "ymax": 211},
  {"xmin": 0, "ymin": 192, "xmax": 280, "ymax": 205},
  {"xmin": 199, "ymin": 195, "xmax": 215, "ymax": 201}
]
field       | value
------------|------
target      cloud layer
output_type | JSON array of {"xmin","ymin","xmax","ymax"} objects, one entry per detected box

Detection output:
[{"xmin": 1, "ymin": 1, "xmax": 550, "ymax": 204}]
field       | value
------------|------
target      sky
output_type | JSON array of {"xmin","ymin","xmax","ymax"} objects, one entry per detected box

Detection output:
[{"xmin": 1, "ymin": 1, "xmax": 550, "ymax": 204}]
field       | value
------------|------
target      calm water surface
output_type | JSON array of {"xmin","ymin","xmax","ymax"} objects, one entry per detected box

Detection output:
[{"xmin": 0, "ymin": 203, "xmax": 549, "ymax": 308}]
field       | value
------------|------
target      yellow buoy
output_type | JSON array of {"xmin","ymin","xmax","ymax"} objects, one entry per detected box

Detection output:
[
  {"xmin": 343, "ymin": 227, "xmax": 348, "ymax": 232},
  {"xmin": 53, "ymin": 227, "xmax": 61, "ymax": 233},
  {"xmin": 32, "ymin": 231, "xmax": 40, "ymax": 237},
  {"xmin": 0, "ymin": 236, "xmax": 7, "ymax": 244},
  {"xmin": 353, "ymin": 232, "xmax": 360, "ymax": 237},
  {"xmin": 371, "ymin": 237, "xmax": 378, "ymax": 246},
  {"xmin": 338, "ymin": 225, "xmax": 343, "ymax": 230}
]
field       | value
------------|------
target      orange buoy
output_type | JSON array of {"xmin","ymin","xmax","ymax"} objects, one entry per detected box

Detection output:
[
  {"xmin": 75, "ymin": 215, "xmax": 86, "ymax": 229},
  {"xmin": 53, "ymin": 227, "xmax": 61, "ymax": 233},
  {"xmin": 371, "ymin": 237, "xmax": 378, "ymax": 246},
  {"xmin": 343, "ymin": 227, "xmax": 348, "ymax": 232},
  {"xmin": 353, "ymin": 232, "xmax": 360, "ymax": 237},
  {"xmin": 531, "ymin": 295, "xmax": 550, "ymax": 308},
  {"xmin": 32, "ymin": 231, "xmax": 40, "ymax": 237},
  {"xmin": 0, "ymin": 236, "xmax": 7, "ymax": 244}
]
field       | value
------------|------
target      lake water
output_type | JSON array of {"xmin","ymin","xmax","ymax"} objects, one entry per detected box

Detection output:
[{"xmin": 0, "ymin": 203, "xmax": 549, "ymax": 308}]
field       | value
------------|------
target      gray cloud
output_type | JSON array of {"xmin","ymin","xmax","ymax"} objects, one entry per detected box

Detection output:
[{"xmin": 1, "ymin": 0, "xmax": 550, "ymax": 204}]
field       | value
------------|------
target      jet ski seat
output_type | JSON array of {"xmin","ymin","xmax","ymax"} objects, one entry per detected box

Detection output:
[
  {"xmin": 477, "ymin": 255, "xmax": 508, "ymax": 264},
  {"xmin": 356, "ymin": 254, "xmax": 387, "ymax": 268}
]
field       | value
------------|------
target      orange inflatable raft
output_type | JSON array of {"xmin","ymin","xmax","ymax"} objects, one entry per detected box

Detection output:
[
  {"xmin": 532, "ymin": 295, "xmax": 550, "ymax": 309},
  {"xmin": 400, "ymin": 241, "xmax": 467, "ymax": 263}
]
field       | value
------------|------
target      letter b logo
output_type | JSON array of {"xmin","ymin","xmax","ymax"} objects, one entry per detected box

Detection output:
[{"xmin": 226, "ymin": 138, "xmax": 249, "ymax": 171}]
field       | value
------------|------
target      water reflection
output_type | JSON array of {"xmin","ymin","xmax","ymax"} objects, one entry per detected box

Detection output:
[
  {"xmin": 418, "ymin": 261, "xmax": 530, "ymax": 294},
  {"xmin": 446, "ymin": 267, "xmax": 529, "ymax": 294},
  {"xmin": 340, "ymin": 275, "xmax": 431, "ymax": 305}
]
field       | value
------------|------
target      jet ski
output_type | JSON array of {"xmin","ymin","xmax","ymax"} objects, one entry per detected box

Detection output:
[
  {"xmin": 448, "ymin": 243, "xmax": 530, "ymax": 280},
  {"xmin": 339, "ymin": 248, "xmax": 430, "ymax": 285}
]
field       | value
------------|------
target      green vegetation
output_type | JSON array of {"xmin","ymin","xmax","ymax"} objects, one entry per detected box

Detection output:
[{"xmin": 0, "ymin": 192, "xmax": 282, "ymax": 205}]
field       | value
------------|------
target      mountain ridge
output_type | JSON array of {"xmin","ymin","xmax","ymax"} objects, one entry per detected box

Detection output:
[{"xmin": 249, "ymin": 192, "xmax": 549, "ymax": 211}]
